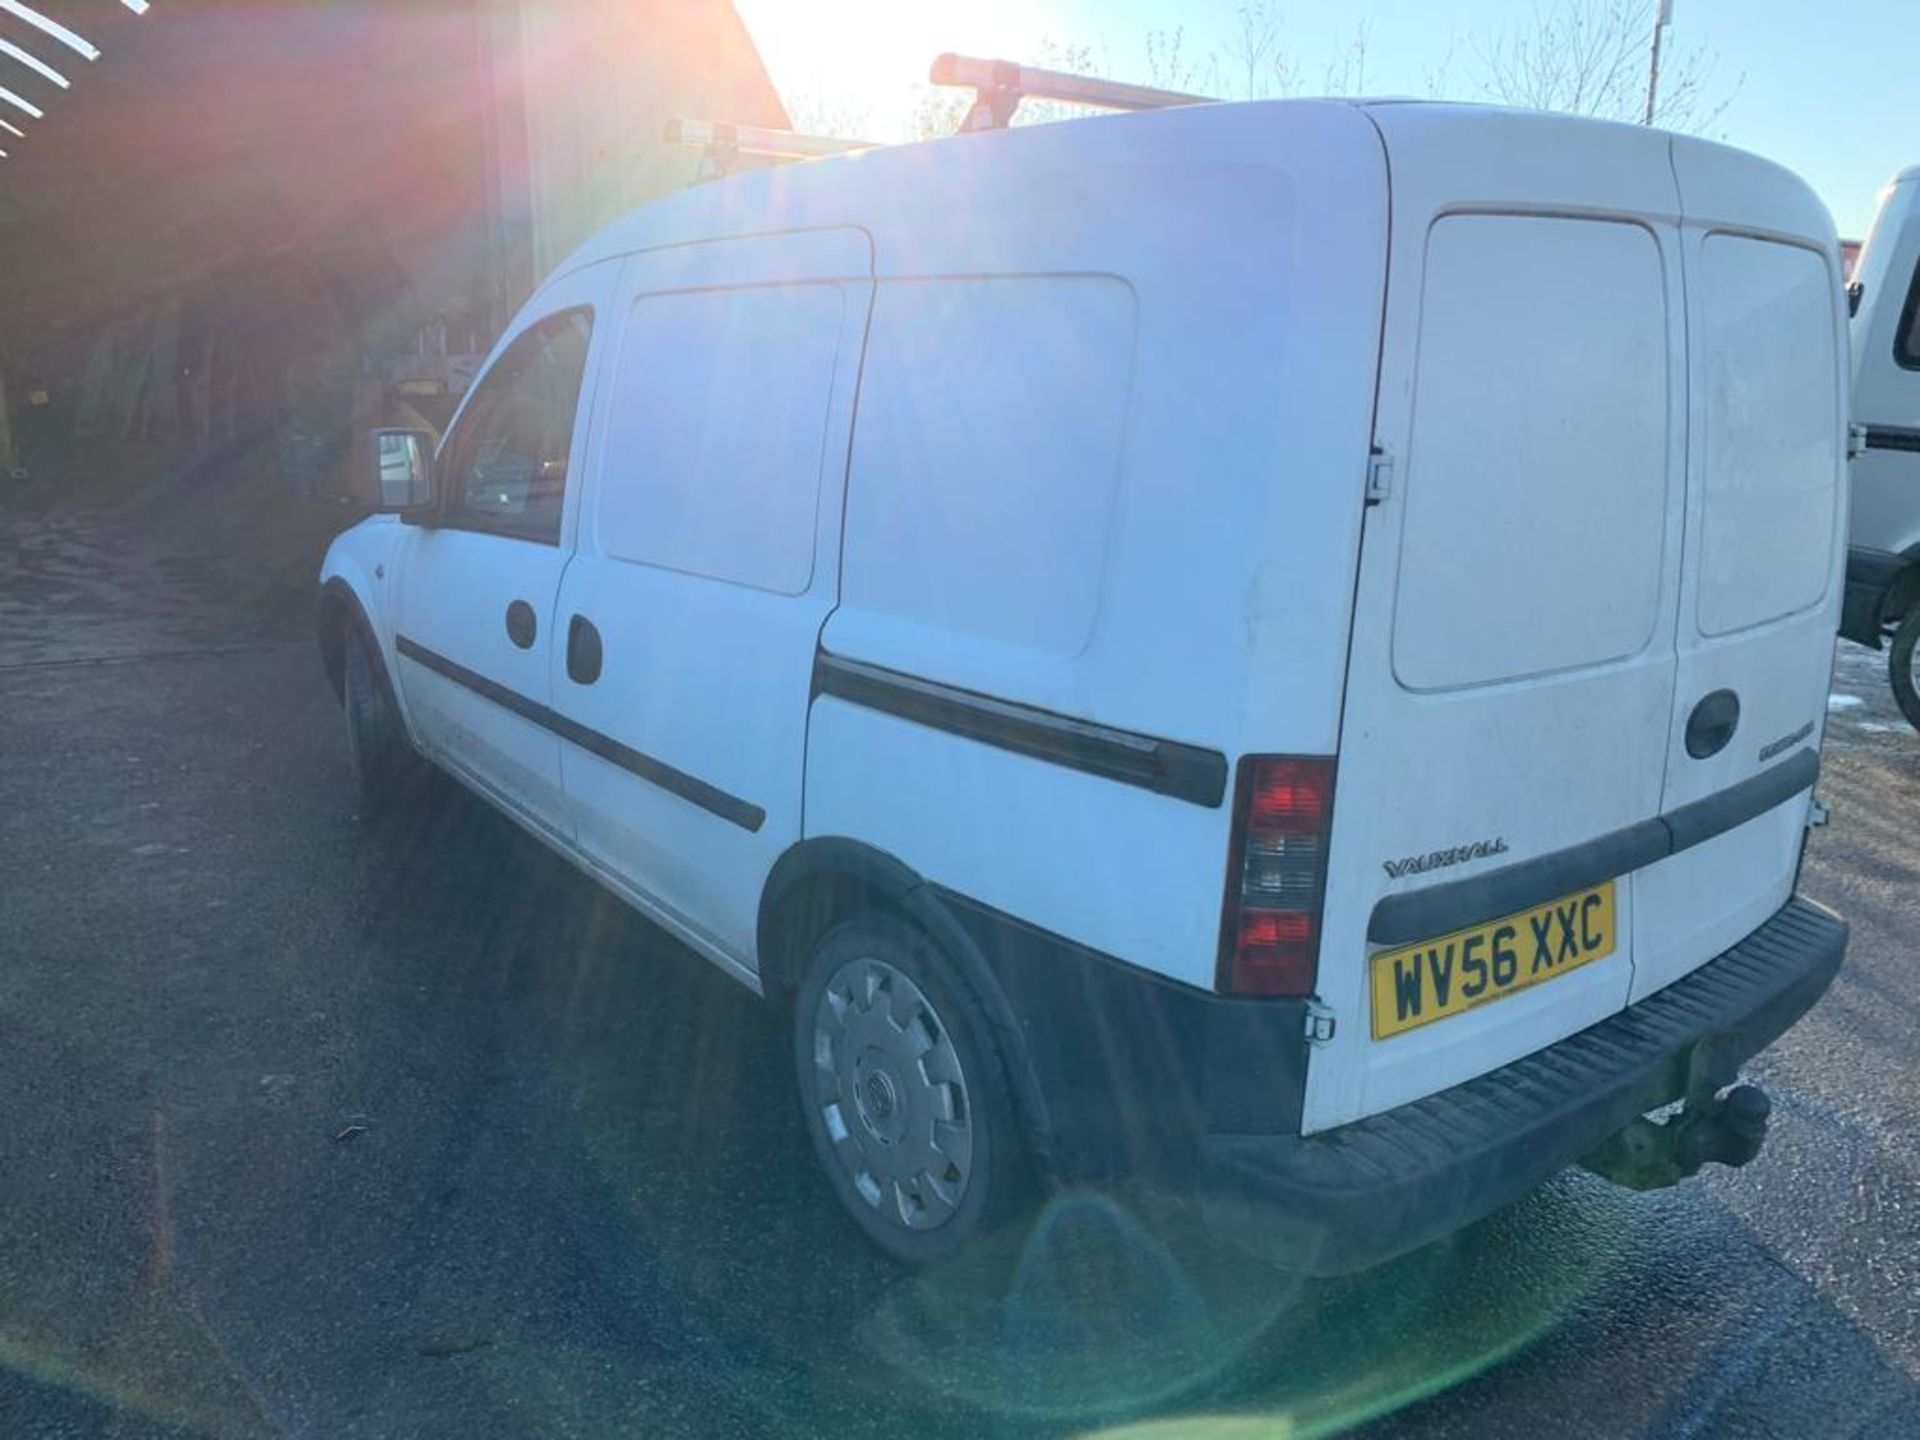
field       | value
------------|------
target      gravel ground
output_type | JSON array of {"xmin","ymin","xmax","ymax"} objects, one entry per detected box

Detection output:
[{"xmin": 0, "ymin": 465, "xmax": 1914, "ymax": 1439}]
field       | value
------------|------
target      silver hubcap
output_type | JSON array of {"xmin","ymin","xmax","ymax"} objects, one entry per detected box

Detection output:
[{"xmin": 811, "ymin": 957, "xmax": 974, "ymax": 1232}]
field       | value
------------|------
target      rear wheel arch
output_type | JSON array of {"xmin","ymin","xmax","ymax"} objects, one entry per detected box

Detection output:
[
  {"xmin": 1888, "ymin": 547, "xmax": 1920, "ymax": 626},
  {"xmin": 756, "ymin": 837, "xmax": 1054, "ymax": 1161}
]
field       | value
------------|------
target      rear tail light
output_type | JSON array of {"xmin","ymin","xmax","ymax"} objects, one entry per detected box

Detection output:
[{"xmin": 1218, "ymin": 755, "xmax": 1336, "ymax": 997}]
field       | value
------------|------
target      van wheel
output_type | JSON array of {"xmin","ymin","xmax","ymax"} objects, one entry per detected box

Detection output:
[
  {"xmin": 792, "ymin": 914, "xmax": 1029, "ymax": 1265},
  {"xmin": 1890, "ymin": 603, "xmax": 1920, "ymax": 734},
  {"xmin": 343, "ymin": 628, "xmax": 420, "ymax": 821}
]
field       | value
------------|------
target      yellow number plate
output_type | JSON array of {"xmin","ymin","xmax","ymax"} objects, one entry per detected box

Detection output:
[{"xmin": 1369, "ymin": 882, "xmax": 1617, "ymax": 1040}]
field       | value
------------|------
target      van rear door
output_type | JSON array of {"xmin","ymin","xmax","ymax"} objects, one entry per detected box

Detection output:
[
  {"xmin": 1303, "ymin": 109, "xmax": 1690, "ymax": 1133},
  {"xmin": 1628, "ymin": 141, "xmax": 1846, "ymax": 1001}
]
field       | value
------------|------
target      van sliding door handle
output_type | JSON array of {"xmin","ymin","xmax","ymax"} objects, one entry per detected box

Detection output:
[{"xmin": 566, "ymin": 615, "xmax": 603, "ymax": 685}]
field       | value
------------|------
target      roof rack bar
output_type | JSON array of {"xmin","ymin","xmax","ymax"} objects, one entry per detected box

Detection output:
[
  {"xmin": 930, "ymin": 53, "xmax": 1211, "ymax": 132},
  {"xmin": 665, "ymin": 117, "xmax": 875, "ymax": 181}
]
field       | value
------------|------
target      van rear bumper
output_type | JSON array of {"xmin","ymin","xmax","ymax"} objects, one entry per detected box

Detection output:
[{"xmin": 1196, "ymin": 896, "xmax": 1845, "ymax": 1276}]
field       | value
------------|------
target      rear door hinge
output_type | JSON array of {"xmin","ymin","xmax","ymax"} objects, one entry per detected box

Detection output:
[
  {"xmin": 1807, "ymin": 795, "xmax": 1830, "ymax": 830},
  {"xmin": 1848, "ymin": 422, "xmax": 1869, "ymax": 462},
  {"xmin": 1304, "ymin": 1000, "xmax": 1337, "ymax": 1045},
  {"xmin": 1365, "ymin": 448, "xmax": 1394, "ymax": 504}
]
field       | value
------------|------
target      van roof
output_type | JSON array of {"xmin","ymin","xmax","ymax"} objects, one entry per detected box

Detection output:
[
  {"xmin": 550, "ymin": 98, "xmax": 1827, "ymax": 285},
  {"xmin": 553, "ymin": 96, "xmax": 1370, "ymax": 280}
]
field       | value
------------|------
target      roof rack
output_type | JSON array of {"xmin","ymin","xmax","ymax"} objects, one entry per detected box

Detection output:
[
  {"xmin": 930, "ymin": 52, "xmax": 1212, "ymax": 132},
  {"xmin": 666, "ymin": 54, "xmax": 1212, "ymax": 187},
  {"xmin": 664, "ymin": 117, "xmax": 875, "ymax": 181}
]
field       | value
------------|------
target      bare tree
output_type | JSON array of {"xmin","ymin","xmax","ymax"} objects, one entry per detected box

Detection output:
[
  {"xmin": 1323, "ymin": 21, "xmax": 1371, "ymax": 97},
  {"xmin": 1222, "ymin": 1, "xmax": 1296, "ymax": 100},
  {"xmin": 1211, "ymin": 4, "xmax": 1371, "ymax": 102},
  {"xmin": 1144, "ymin": 26, "xmax": 1223, "ymax": 97},
  {"xmin": 1473, "ymin": 0, "xmax": 1739, "ymax": 132}
]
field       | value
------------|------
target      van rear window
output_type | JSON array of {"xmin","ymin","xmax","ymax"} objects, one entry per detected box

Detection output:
[
  {"xmin": 1391, "ymin": 214, "xmax": 1670, "ymax": 691},
  {"xmin": 1695, "ymin": 235, "xmax": 1838, "ymax": 636}
]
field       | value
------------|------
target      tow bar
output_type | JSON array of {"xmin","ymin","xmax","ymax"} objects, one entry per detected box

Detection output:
[{"xmin": 1581, "ymin": 1036, "xmax": 1773, "ymax": 1191}]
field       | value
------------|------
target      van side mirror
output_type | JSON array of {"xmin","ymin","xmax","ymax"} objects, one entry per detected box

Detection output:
[{"xmin": 368, "ymin": 429, "xmax": 436, "ymax": 516}]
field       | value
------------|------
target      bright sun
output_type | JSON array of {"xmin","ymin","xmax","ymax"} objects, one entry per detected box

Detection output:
[{"xmin": 734, "ymin": 0, "xmax": 1054, "ymax": 140}]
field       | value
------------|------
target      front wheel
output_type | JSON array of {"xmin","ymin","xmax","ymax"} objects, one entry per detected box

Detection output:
[
  {"xmin": 1889, "ymin": 602, "xmax": 1920, "ymax": 734},
  {"xmin": 342, "ymin": 628, "xmax": 423, "ymax": 821},
  {"xmin": 792, "ymin": 913, "xmax": 1031, "ymax": 1265}
]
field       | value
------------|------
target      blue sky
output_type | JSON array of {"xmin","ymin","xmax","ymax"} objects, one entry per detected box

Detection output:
[{"xmin": 735, "ymin": 1, "xmax": 1914, "ymax": 238}]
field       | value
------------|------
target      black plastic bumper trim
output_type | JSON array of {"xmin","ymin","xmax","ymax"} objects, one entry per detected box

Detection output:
[
  {"xmin": 1842, "ymin": 546, "xmax": 1906, "ymax": 646},
  {"xmin": 1846, "ymin": 547, "xmax": 1908, "ymax": 591},
  {"xmin": 813, "ymin": 652, "xmax": 1228, "ymax": 808},
  {"xmin": 394, "ymin": 634, "xmax": 765, "ymax": 832},
  {"xmin": 932, "ymin": 884, "xmax": 1312, "ymax": 1174},
  {"xmin": 1200, "ymin": 896, "xmax": 1846, "ymax": 1276},
  {"xmin": 1368, "ymin": 749, "xmax": 1819, "ymax": 945},
  {"xmin": 1662, "ymin": 747, "xmax": 1820, "ymax": 850}
]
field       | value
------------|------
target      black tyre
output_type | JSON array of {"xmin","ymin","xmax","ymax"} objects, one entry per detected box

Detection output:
[
  {"xmin": 342, "ymin": 628, "xmax": 422, "ymax": 821},
  {"xmin": 792, "ymin": 913, "xmax": 1031, "ymax": 1264},
  {"xmin": 1890, "ymin": 602, "xmax": 1920, "ymax": 735}
]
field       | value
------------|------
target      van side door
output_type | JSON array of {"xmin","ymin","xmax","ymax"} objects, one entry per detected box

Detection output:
[
  {"xmin": 392, "ymin": 263, "xmax": 617, "ymax": 835},
  {"xmin": 551, "ymin": 229, "xmax": 874, "ymax": 975}
]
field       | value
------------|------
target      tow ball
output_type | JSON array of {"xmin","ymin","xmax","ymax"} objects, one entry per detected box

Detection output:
[{"xmin": 1581, "ymin": 1038, "xmax": 1773, "ymax": 1191}]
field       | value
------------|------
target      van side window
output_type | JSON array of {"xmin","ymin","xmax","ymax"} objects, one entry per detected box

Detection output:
[
  {"xmin": 1897, "ymin": 260, "xmax": 1920, "ymax": 370},
  {"xmin": 594, "ymin": 285, "xmax": 845, "ymax": 594},
  {"xmin": 438, "ymin": 308, "xmax": 594, "ymax": 544}
]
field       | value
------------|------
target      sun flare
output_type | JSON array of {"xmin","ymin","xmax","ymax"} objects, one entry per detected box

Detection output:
[{"xmin": 734, "ymin": 0, "xmax": 1053, "ymax": 140}]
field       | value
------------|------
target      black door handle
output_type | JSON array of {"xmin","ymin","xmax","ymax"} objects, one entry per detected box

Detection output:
[
  {"xmin": 1685, "ymin": 689, "xmax": 1740, "ymax": 759},
  {"xmin": 505, "ymin": 600, "xmax": 537, "ymax": 649},
  {"xmin": 567, "ymin": 615, "xmax": 603, "ymax": 685}
]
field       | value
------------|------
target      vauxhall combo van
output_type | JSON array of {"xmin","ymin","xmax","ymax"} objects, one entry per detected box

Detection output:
[{"xmin": 318, "ymin": 98, "xmax": 1850, "ymax": 1270}]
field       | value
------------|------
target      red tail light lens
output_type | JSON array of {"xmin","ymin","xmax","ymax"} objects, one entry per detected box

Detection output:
[
  {"xmin": 1247, "ymin": 761, "xmax": 1330, "ymax": 833},
  {"xmin": 1218, "ymin": 756, "xmax": 1335, "ymax": 998}
]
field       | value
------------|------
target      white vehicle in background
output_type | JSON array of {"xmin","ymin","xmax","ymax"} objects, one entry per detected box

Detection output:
[
  {"xmin": 317, "ymin": 70, "xmax": 1850, "ymax": 1270},
  {"xmin": 1840, "ymin": 164, "xmax": 1920, "ymax": 728}
]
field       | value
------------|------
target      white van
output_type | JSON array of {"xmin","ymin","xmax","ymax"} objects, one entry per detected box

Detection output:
[
  {"xmin": 318, "ymin": 98, "xmax": 1849, "ymax": 1271},
  {"xmin": 1840, "ymin": 164, "xmax": 1920, "ymax": 727}
]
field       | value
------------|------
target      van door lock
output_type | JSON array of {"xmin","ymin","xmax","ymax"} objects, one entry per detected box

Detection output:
[{"xmin": 1303, "ymin": 1001, "xmax": 1337, "ymax": 1045}]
